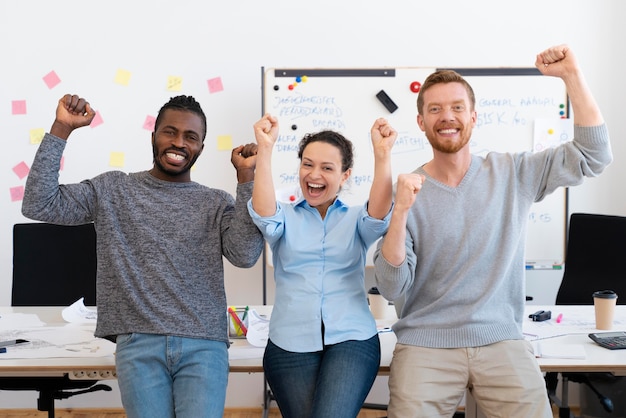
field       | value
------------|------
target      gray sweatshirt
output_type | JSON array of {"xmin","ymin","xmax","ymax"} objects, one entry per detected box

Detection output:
[
  {"xmin": 374, "ymin": 124, "xmax": 612, "ymax": 348},
  {"xmin": 22, "ymin": 133, "xmax": 264, "ymax": 343}
]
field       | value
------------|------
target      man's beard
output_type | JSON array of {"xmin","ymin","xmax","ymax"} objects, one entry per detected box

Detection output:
[{"xmin": 426, "ymin": 128, "xmax": 471, "ymax": 154}]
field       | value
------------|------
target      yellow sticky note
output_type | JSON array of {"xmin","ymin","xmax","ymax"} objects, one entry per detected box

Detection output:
[
  {"xmin": 114, "ymin": 69, "xmax": 132, "ymax": 86},
  {"xmin": 217, "ymin": 135, "xmax": 232, "ymax": 151},
  {"xmin": 109, "ymin": 151, "xmax": 125, "ymax": 167},
  {"xmin": 29, "ymin": 128, "xmax": 45, "ymax": 144},
  {"xmin": 167, "ymin": 75, "xmax": 183, "ymax": 92}
]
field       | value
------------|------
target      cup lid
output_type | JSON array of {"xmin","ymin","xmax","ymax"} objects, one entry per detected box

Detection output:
[
  {"xmin": 368, "ymin": 287, "xmax": 380, "ymax": 295},
  {"xmin": 592, "ymin": 290, "xmax": 618, "ymax": 299}
]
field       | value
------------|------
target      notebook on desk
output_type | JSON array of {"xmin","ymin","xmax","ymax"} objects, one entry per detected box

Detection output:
[{"xmin": 534, "ymin": 341, "xmax": 586, "ymax": 359}]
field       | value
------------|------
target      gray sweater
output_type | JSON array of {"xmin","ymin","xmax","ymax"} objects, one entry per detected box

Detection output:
[
  {"xmin": 22, "ymin": 133, "xmax": 264, "ymax": 343},
  {"xmin": 374, "ymin": 124, "xmax": 612, "ymax": 348}
]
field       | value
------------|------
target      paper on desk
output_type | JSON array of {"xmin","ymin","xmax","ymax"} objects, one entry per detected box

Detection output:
[
  {"xmin": 523, "ymin": 309, "xmax": 626, "ymax": 340},
  {"xmin": 0, "ymin": 313, "xmax": 45, "ymax": 330},
  {"xmin": 535, "ymin": 341, "xmax": 586, "ymax": 359},
  {"xmin": 0, "ymin": 326, "xmax": 115, "ymax": 359},
  {"xmin": 22, "ymin": 326, "xmax": 96, "ymax": 346},
  {"xmin": 246, "ymin": 309, "xmax": 269, "ymax": 348},
  {"xmin": 62, "ymin": 297, "xmax": 97, "ymax": 324}
]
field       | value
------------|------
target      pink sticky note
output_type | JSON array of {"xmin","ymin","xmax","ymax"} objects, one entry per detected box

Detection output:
[
  {"xmin": 12, "ymin": 100, "xmax": 27, "ymax": 115},
  {"xmin": 13, "ymin": 161, "xmax": 30, "ymax": 180},
  {"xmin": 43, "ymin": 71, "xmax": 61, "ymax": 89},
  {"xmin": 10, "ymin": 185, "xmax": 25, "ymax": 202},
  {"xmin": 143, "ymin": 115, "xmax": 156, "ymax": 131},
  {"xmin": 207, "ymin": 77, "xmax": 224, "ymax": 93},
  {"xmin": 90, "ymin": 111, "xmax": 104, "ymax": 128}
]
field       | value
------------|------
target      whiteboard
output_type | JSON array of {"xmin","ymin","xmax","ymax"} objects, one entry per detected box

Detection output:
[{"xmin": 263, "ymin": 67, "xmax": 569, "ymax": 265}]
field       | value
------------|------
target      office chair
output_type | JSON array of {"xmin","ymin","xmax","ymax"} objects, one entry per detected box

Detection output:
[
  {"xmin": 546, "ymin": 213, "xmax": 626, "ymax": 418},
  {"xmin": 11, "ymin": 222, "xmax": 97, "ymax": 306},
  {"xmin": 1, "ymin": 222, "xmax": 111, "ymax": 418}
]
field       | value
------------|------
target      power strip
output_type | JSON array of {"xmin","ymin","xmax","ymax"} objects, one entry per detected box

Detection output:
[{"xmin": 70, "ymin": 370, "xmax": 117, "ymax": 380}]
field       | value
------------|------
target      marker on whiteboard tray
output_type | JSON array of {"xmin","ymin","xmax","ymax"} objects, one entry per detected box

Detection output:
[{"xmin": 376, "ymin": 90, "xmax": 398, "ymax": 113}]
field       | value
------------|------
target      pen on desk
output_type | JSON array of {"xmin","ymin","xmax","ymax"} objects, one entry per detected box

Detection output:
[
  {"xmin": 0, "ymin": 347, "xmax": 6, "ymax": 354},
  {"xmin": 242, "ymin": 305, "xmax": 249, "ymax": 321},
  {"xmin": 556, "ymin": 313, "xmax": 563, "ymax": 323},
  {"xmin": 0, "ymin": 339, "xmax": 29, "ymax": 348}
]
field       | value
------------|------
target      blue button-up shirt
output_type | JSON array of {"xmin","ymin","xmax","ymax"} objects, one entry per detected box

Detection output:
[{"xmin": 248, "ymin": 197, "xmax": 391, "ymax": 352}]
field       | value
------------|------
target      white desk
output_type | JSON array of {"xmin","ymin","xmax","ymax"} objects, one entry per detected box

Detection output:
[
  {"xmin": 0, "ymin": 305, "xmax": 395, "ymax": 378},
  {"xmin": 0, "ymin": 307, "xmax": 116, "ymax": 381},
  {"xmin": 3, "ymin": 305, "xmax": 626, "ymax": 416},
  {"xmin": 466, "ymin": 305, "xmax": 626, "ymax": 418},
  {"xmin": 526, "ymin": 305, "xmax": 626, "ymax": 375},
  {"xmin": 0, "ymin": 306, "xmax": 277, "ymax": 377}
]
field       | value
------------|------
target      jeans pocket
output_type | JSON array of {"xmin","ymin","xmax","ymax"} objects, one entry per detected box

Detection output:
[{"xmin": 115, "ymin": 333, "xmax": 134, "ymax": 350}]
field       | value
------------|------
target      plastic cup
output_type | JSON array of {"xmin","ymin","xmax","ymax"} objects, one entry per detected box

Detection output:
[
  {"xmin": 592, "ymin": 290, "xmax": 618, "ymax": 330},
  {"xmin": 368, "ymin": 287, "xmax": 388, "ymax": 320}
]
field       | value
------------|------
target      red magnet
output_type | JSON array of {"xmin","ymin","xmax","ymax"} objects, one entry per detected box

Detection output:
[{"xmin": 410, "ymin": 81, "xmax": 421, "ymax": 93}]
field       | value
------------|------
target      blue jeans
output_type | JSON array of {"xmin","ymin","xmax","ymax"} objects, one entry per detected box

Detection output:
[
  {"xmin": 264, "ymin": 334, "xmax": 381, "ymax": 418},
  {"xmin": 115, "ymin": 333, "xmax": 229, "ymax": 418}
]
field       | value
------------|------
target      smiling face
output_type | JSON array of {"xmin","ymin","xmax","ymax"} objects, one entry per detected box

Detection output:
[
  {"xmin": 417, "ymin": 81, "xmax": 477, "ymax": 154},
  {"xmin": 150, "ymin": 109, "xmax": 205, "ymax": 182},
  {"xmin": 299, "ymin": 141, "xmax": 351, "ymax": 218}
]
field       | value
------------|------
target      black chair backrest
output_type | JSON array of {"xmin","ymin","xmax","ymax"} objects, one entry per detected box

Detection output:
[
  {"xmin": 12, "ymin": 222, "xmax": 97, "ymax": 306},
  {"xmin": 555, "ymin": 213, "xmax": 626, "ymax": 305}
]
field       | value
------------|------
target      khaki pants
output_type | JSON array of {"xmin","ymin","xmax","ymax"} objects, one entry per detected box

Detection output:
[{"xmin": 388, "ymin": 340, "xmax": 552, "ymax": 418}]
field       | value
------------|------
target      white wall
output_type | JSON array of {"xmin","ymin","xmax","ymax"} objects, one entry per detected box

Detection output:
[{"xmin": 2, "ymin": 0, "xmax": 625, "ymax": 410}]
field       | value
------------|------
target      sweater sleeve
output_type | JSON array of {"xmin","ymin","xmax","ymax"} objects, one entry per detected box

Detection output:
[
  {"xmin": 220, "ymin": 181, "xmax": 264, "ymax": 268},
  {"xmin": 372, "ymin": 224, "xmax": 417, "ymax": 303},
  {"xmin": 529, "ymin": 124, "xmax": 612, "ymax": 202},
  {"xmin": 22, "ymin": 133, "xmax": 97, "ymax": 225}
]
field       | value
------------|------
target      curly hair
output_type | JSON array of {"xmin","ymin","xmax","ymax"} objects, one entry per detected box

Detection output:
[
  {"xmin": 154, "ymin": 95, "xmax": 207, "ymax": 141},
  {"xmin": 297, "ymin": 130, "xmax": 354, "ymax": 173}
]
